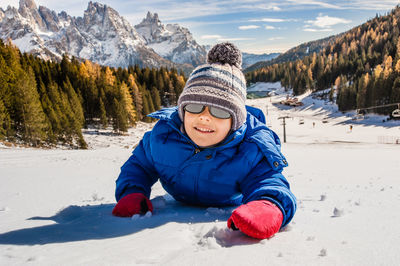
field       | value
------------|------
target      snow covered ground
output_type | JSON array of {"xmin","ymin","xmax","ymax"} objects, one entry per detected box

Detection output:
[{"xmin": 1, "ymin": 85, "xmax": 400, "ymax": 265}]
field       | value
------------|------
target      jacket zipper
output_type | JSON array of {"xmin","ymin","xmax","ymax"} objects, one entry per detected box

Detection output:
[{"xmin": 167, "ymin": 121, "xmax": 239, "ymax": 202}]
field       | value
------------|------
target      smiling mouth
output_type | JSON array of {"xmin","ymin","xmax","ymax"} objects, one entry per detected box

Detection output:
[{"xmin": 194, "ymin": 126, "xmax": 215, "ymax": 133}]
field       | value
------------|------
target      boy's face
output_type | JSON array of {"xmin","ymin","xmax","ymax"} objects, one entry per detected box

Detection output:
[{"xmin": 184, "ymin": 106, "xmax": 232, "ymax": 147}]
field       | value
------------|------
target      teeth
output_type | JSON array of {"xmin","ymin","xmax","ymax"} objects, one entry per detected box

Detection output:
[{"xmin": 196, "ymin": 127, "xmax": 213, "ymax": 132}]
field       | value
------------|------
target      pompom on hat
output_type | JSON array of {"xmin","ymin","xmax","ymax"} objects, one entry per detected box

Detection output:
[{"xmin": 177, "ymin": 42, "xmax": 247, "ymax": 131}]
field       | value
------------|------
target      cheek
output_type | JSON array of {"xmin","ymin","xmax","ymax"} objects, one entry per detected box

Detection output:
[
  {"xmin": 216, "ymin": 119, "xmax": 232, "ymax": 136},
  {"xmin": 183, "ymin": 113, "xmax": 192, "ymax": 126},
  {"xmin": 183, "ymin": 113, "xmax": 195, "ymax": 132}
]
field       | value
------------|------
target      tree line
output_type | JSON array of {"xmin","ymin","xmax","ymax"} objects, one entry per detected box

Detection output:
[
  {"xmin": 0, "ymin": 39, "xmax": 186, "ymax": 148},
  {"xmin": 247, "ymin": 6, "xmax": 400, "ymax": 114}
]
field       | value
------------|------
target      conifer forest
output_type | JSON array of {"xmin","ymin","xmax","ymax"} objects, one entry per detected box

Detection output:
[
  {"xmin": 0, "ymin": 40, "xmax": 186, "ymax": 148},
  {"xmin": 246, "ymin": 7, "xmax": 400, "ymax": 114}
]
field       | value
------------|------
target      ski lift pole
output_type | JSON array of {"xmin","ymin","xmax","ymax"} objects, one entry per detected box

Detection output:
[{"xmin": 278, "ymin": 115, "xmax": 290, "ymax": 143}]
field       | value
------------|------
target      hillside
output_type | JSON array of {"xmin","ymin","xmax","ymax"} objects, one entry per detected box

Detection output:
[
  {"xmin": 246, "ymin": 5, "xmax": 400, "ymax": 115},
  {"xmin": 244, "ymin": 35, "xmax": 340, "ymax": 73}
]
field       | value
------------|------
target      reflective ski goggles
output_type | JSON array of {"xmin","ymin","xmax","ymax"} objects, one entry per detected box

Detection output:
[{"xmin": 184, "ymin": 104, "xmax": 231, "ymax": 119}]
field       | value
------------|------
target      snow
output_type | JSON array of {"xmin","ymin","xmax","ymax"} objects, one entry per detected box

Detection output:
[
  {"xmin": 148, "ymin": 41, "xmax": 179, "ymax": 57},
  {"xmin": 1, "ymin": 84, "xmax": 400, "ymax": 265},
  {"xmin": 247, "ymin": 82, "xmax": 284, "ymax": 92},
  {"xmin": 11, "ymin": 33, "xmax": 36, "ymax": 53}
]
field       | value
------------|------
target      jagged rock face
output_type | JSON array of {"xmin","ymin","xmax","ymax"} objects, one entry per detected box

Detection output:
[
  {"xmin": 0, "ymin": 0, "xmax": 193, "ymax": 69},
  {"xmin": 135, "ymin": 12, "xmax": 207, "ymax": 66}
]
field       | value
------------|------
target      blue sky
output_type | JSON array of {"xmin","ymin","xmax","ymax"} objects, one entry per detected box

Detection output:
[{"xmin": 2, "ymin": 0, "xmax": 400, "ymax": 54}]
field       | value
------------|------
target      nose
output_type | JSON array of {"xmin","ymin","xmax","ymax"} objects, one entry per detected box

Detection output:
[{"xmin": 198, "ymin": 107, "xmax": 212, "ymax": 121}]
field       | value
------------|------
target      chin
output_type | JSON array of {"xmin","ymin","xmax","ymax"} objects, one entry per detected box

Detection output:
[
  {"xmin": 193, "ymin": 139, "xmax": 215, "ymax": 147},
  {"xmin": 197, "ymin": 142, "xmax": 216, "ymax": 148}
]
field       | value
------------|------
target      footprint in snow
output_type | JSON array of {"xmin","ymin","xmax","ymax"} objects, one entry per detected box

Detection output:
[
  {"xmin": 332, "ymin": 207, "xmax": 344, "ymax": 217},
  {"xmin": 0, "ymin": 207, "xmax": 10, "ymax": 212},
  {"xmin": 319, "ymin": 249, "xmax": 327, "ymax": 257}
]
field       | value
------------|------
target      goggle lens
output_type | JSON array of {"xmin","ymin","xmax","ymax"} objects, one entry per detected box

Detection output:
[{"xmin": 184, "ymin": 104, "xmax": 231, "ymax": 119}]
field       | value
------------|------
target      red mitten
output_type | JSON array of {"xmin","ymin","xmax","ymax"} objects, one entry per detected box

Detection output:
[
  {"xmin": 227, "ymin": 200, "xmax": 283, "ymax": 239},
  {"xmin": 112, "ymin": 193, "xmax": 153, "ymax": 217}
]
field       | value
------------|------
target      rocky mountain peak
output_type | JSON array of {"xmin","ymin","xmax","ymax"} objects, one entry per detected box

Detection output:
[
  {"xmin": 85, "ymin": 1, "xmax": 106, "ymax": 16},
  {"xmin": 143, "ymin": 11, "xmax": 161, "ymax": 25},
  {"xmin": 134, "ymin": 11, "xmax": 206, "ymax": 66},
  {"xmin": 17, "ymin": 0, "xmax": 47, "ymax": 29},
  {"xmin": 84, "ymin": 1, "xmax": 108, "ymax": 23},
  {"xmin": 19, "ymin": 0, "xmax": 37, "ymax": 10}
]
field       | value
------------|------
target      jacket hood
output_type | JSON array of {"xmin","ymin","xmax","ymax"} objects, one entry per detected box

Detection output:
[{"xmin": 148, "ymin": 106, "xmax": 287, "ymax": 169}]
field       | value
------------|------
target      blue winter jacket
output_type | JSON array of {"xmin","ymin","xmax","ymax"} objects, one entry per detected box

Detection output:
[{"xmin": 115, "ymin": 106, "xmax": 297, "ymax": 227}]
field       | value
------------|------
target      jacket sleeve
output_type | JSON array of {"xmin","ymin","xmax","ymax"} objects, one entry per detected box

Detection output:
[
  {"xmin": 239, "ymin": 157, "xmax": 297, "ymax": 228},
  {"xmin": 115, "ymin": 131, "xmax": 159, "ymax": 201}
]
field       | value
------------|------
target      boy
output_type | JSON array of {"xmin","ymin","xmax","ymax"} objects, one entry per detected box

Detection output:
[{"xmin": 112, "ymin": 43, "xmax": 296, "ymax": 239}]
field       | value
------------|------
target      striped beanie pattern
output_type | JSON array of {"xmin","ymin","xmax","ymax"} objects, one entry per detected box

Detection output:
[{"xmin": 177, "ymin": 42, "xmax": 247, "ymax": 131}]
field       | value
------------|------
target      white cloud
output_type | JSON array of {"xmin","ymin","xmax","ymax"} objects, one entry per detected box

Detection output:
[
  {"xmin": 201, "ymin": 35, "xmax": 223, "ymax": 40},
  {"xmin": 303, "ymin": 28, "xmax": 333, "ymax": 32},
  {"xmin": 250, "ymin": 18, "xmax": 287, "ymax": 23},
  {"xmin": 265, "ymin": 25, "xmax": 276, "ymax": 30},
  {"xmin": 256, "ymin": 4, "xmax": 281, "ymax": 11},
  {"xmin": 286, "ymin": 0, "xmax": 341, "ymax": 9},
  {"xmin": 238, "ymin": 25, "xmax": 260, "ymax": 30},
  {"xmin": 200, "ymin": 35, "xmax": 254, "ymax": 42},
  {"xmin": 218, "ymin": 37, "xmax": 256, "ymax": 41},
  {"xmin": 303, "ymin": 14, "xmax": 351, "ymax": 32},
  {"xmin": 268, "ymin": 37, "xmax": 285, "ymax": 41},
  {"xmin": 306, "ymin": 15, "xmax": 351, "ymax": 28}
]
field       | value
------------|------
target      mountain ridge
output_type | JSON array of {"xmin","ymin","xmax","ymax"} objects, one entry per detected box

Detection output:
[
  {"xmin": 0, "ymin": 1, "xmax": 275, "ymax": 71},
  {"xmin": 0, "ymin": 0, "xmax": 195, "ymax": 71}
]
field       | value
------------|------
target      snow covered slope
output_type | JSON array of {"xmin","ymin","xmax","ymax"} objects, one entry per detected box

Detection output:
[{"xmin": 1, "ymin": 87, "xmax": 400, "ymax": 265}]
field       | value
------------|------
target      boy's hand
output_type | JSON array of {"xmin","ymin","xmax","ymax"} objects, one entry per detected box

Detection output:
[
  {"xmin": 112, "ymin": 193, "xmax": 153, "ymax": 217},
  {"xmin": 227, "ymin": 200, "xmax": 283, "ymax": 239}
]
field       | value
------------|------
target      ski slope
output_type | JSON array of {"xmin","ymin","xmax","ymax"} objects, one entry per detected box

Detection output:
[{"xmin": 1, "ymin": 86, "xmax": 400, "ymax": 265}]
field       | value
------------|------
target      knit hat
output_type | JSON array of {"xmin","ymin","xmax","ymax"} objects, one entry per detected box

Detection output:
[{"xmin": 177, "ymin": 42, "xmax": 247, "ymax": 131}]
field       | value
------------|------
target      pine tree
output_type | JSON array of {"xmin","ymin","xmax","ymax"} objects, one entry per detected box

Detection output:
[
  {"xmin": 391, "ymin": 77, "xmax": 400, "ymax": 104},
  {"xmin": 0, "ymin": 98, "xmax": 10, "ymax": 139},
  {"xmin": 141, "ymin": 89, "xmax": 152, "ymax": 123},
  {"xmin": 128, "ymin": 74, "xmax": 143, "ymax": 120},
  {"xmin": 151, "ymin": 86, "xmax": 161, "ymax": 110},
  {"xmin": 120, "ymin": 82, "xmax": 137, "ymax": 125},
  {"xmin": 15, "ymin": 66, "xmax": 48, "ymax": 145},
  {"xmin": 0, "ymin": 55, "xmax": 12, "ymax": 139},
  {"xmin": 112, "ymin": 98, "xmax": 128, "ymax": 133},
  {"xmin": 98, "ymin": 98, "xmax": 108, "ymax": 128},
  {"xmin": 174, "ymin": 74, "xmax": 186, "ymax": 98},
  {"xmin": 63, "ymin": 78, "xmax": 84, "ymax": 127},
  {"xmin": 357, "ymin": 73, "xmax": 369, "ymax": 108}
]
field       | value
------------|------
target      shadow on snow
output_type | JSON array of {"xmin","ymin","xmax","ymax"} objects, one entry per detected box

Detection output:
[{"xmin": 0, "ymin": 195, "xmax": 260, "ymax": 247}]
